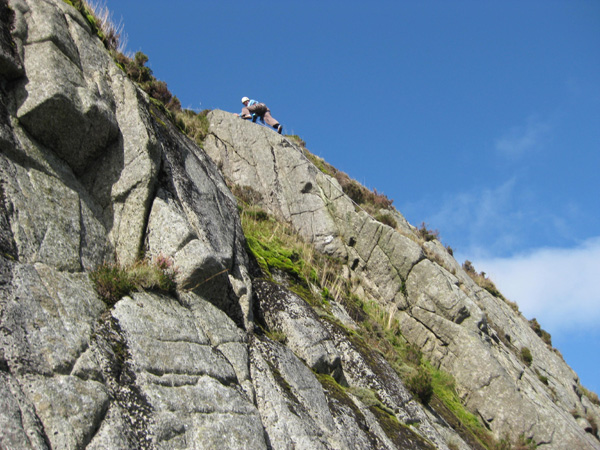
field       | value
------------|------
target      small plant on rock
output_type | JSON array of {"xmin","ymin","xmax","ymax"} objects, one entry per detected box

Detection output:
[
  {"xmin": 375, "ymin": 212, "xmax": 397, "ymax": 229},
  {"xmin": 520, "ymin": 347, "xmax": 533, "ymax": 366},
  {"xmin": 462, "ymin": 260, "xmax": 512, "ymax": 305},
  {"xmin": 176, "ymin": 109, "xmax": 211, "ymax": 148},
  {"xmin": 417, "ymin": 222, "xmax": 439, "ymax": 242},
  {"xmin": 581, "ymin": 385, "xmax": 600, "ymax": 406},
  {"xmin": 528, "ymin": 318, "xmax": 552, "ymax": 346},
  {"xmin": 536, "ymin": 370, "xmax": 549, "ymax": 385},
  {"xmin": 514, "ymin": 434, "xmax": 537, "ymax": 450},
  {"xmin": 89, "ymin": 262, "xmax": 135, "ymax": 307},
  {"xmin": 267, "ymin": 328, "xmax": 287, "ymax": 344},
  {"xmin": 90, "ymin": 255, "xmax": 178, "ymax": 307},
  {"xmin": 406, "ymin": 367, "xmax": 433, "ymax": 405}
]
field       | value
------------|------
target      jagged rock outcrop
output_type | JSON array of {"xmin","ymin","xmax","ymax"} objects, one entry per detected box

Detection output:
[
  {"xmin": 203, "ymin": 109, "xmax": 600, "ymax": 449},
  {"xmin": 0, "ymin": 0, "xmax": 598, "ymax": 449}
]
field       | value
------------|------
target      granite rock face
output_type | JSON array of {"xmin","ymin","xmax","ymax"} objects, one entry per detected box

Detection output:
[
  {"xmin": 204, "ymin": 109, "xmax": 600, "ymax": 449},
  {"xmin": 0, "ymin": 1, "xmax": 598, "ymax": 449},
  {"xmin": 1, "ymin": 0, "xmax": 256, "ymax": 448}
]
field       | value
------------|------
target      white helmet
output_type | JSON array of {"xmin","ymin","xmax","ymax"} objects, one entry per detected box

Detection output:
[{"xmin": 241, "ymin": 96, "xmax": 249, "ymax": 103}]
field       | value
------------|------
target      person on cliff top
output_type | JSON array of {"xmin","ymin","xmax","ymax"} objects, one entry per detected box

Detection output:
[{"xmin": 237, "ymin": 97, "xmax": 283, "ymax": 134}]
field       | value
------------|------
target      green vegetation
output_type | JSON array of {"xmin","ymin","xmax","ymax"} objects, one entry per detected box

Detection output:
[
  {"xmin": 535, "ymin": 369, "xmax": 549, "ymax": 385},
  {"xmin": 266, "ymin": 328, "xmax": 287, "ymax": 344},
  {"xmin": 241, "ymin": 207, "xmax": 344, "ymax": 307},
  {"xmin": 233, "ymin": 182, "xmax": 345, "ymax": 307},
  {"xmin": 346, "ymin": 385, "xmax": 385, "ymax": 408},
  {"xmin": 520, "ymin": 347, "xmax": 533, "ymax": 366},
  {"xmin": 347, "ymin": 299, "xmax": 499, "ymax": 449},
  {"xmin": 236, "ymin": 186, "xmax": 508, "ymax": 449},
  {"xmin": 406, "ymin": 366, "xmax": 434, "ymax": 404},
  {"xmin": 113, "ymin": 51, "xmax": 181, "ymax": 112},
  {"xmin": 176, "ymin": 108, "xmax": 211, "ymax": 147},
  {"xmin": 417, "ymin": 222, "xmax": 440, "ymax": 242},
  {"xmin": 513, "ymin": 435, "xmax": 538, "ymax": 450},
  {"xmin": 528, "ymin": 318, "xmax": 552, "ymax": 346},
  {"xmin": 426, "ymin": 362, "xmax": 490, "ymax": 442},
  {"xmin": 62, "ymin": 0, "xmax": 122, "ymax": 51},
  {"xmin": 581, "ymin": 385, "xmax": 600, "ymax": 406},
  {"xmin": 89, "ymin": 255, "xmax": 178, "ymax": 307},
  {"xmin": 375, "ymin": 212, "xmax": 398, "ymax": 229},
  {"xmin": 318, "ymin": 374, "xmax": 436, "ymax": 450}
]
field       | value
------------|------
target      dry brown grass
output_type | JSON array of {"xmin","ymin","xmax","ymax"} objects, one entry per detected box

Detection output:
[
  {"xmin": 87, "ymin": 0, "xmax": 126, "ymax": 52},
  {"xmin": 462, "ymin": 260, "xmax": 517, "ymax": 311}
]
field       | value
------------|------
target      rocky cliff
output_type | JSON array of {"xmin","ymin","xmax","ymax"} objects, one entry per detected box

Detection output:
[{"xmin": 1, "ymin": 0, "xmax": 598, "ymax": 449}]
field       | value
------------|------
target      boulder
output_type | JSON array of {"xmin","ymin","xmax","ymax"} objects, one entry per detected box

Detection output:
[
  {"xmin": 254, "ymin": 279, "xmax": 342, "ymax": 379},
  {"xmin": 111, "ymin": 292, "xmax": 266, "ymax": 449}
]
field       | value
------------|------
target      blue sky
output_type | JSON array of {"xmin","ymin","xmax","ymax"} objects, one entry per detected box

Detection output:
[{"xmin": 98, "ymin": 0, "xmax": 600, "ymax": 394}]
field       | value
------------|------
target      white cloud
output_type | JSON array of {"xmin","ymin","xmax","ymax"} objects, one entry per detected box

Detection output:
[
  {"xmin": 427, "ymin": 176, "xmax": 586, "ymax": 261},
  {"xmin": 472, "ymin": 237, "xmax": 600, "ymax": 333},
  {"xmin": 495, "ymin": 115, "xmax": 552, "ymax": 159},
  {"xmin": 429, "ymin": 178, "xmax": 535, "ymax": 255}
]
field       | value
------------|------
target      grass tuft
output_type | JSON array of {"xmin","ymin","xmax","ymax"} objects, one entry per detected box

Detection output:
[
  {"xmin": 520, "ymin": 347, "xmax": 533, "ymax": 366},
  {"xmin": 90, "ymin": 255, "xmax": 178, "ymax": 307},
  {"xmin": 406, "ymin": 366, "xmax": 434, "ymax": 404},
  {"xmin": 375, "ymin": 212, "xmax": 398, "ymax": 229},
  {"xmin": 417, "ymin": 222, "xmax": 440, "ymax": 242},
  {"xmin": 528, "ymin": 318, "xmax": 552, "ymax": 346},
  {"xmin": 462, "ymin": 260, "xmax": 516, "ymax": 309},
  {"xmin": 581, "ymin": 385, "xmax": 600, "ymax": 406}
]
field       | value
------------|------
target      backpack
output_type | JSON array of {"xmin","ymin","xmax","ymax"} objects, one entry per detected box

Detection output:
[{"xmin": 249, "ymin": 102, "xmax": 268, "ymax": 116}]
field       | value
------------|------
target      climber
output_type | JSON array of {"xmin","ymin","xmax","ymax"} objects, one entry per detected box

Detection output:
[{"xmin": 237, "ymin": 97, "xmax": 283, "ymax": 134}]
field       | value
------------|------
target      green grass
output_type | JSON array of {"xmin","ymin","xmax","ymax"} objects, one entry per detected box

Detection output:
[
  {"xmin": 427, "ymin": 362, "xmax": 483, "ymax": 431},
  {"xmin": 175, "ymin": 109, "xmax": 210, "ymax": 147},
  {"xmin": 240, "ymin": 204, "xmax": 345, "ymax": 307},
  {"xmin": 246, "ymin": 234, "xmax": 304, "ymax": 280},
  {"xmin": 520, "ymin": 347, "xmax": 533, "ymax": 366}
]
